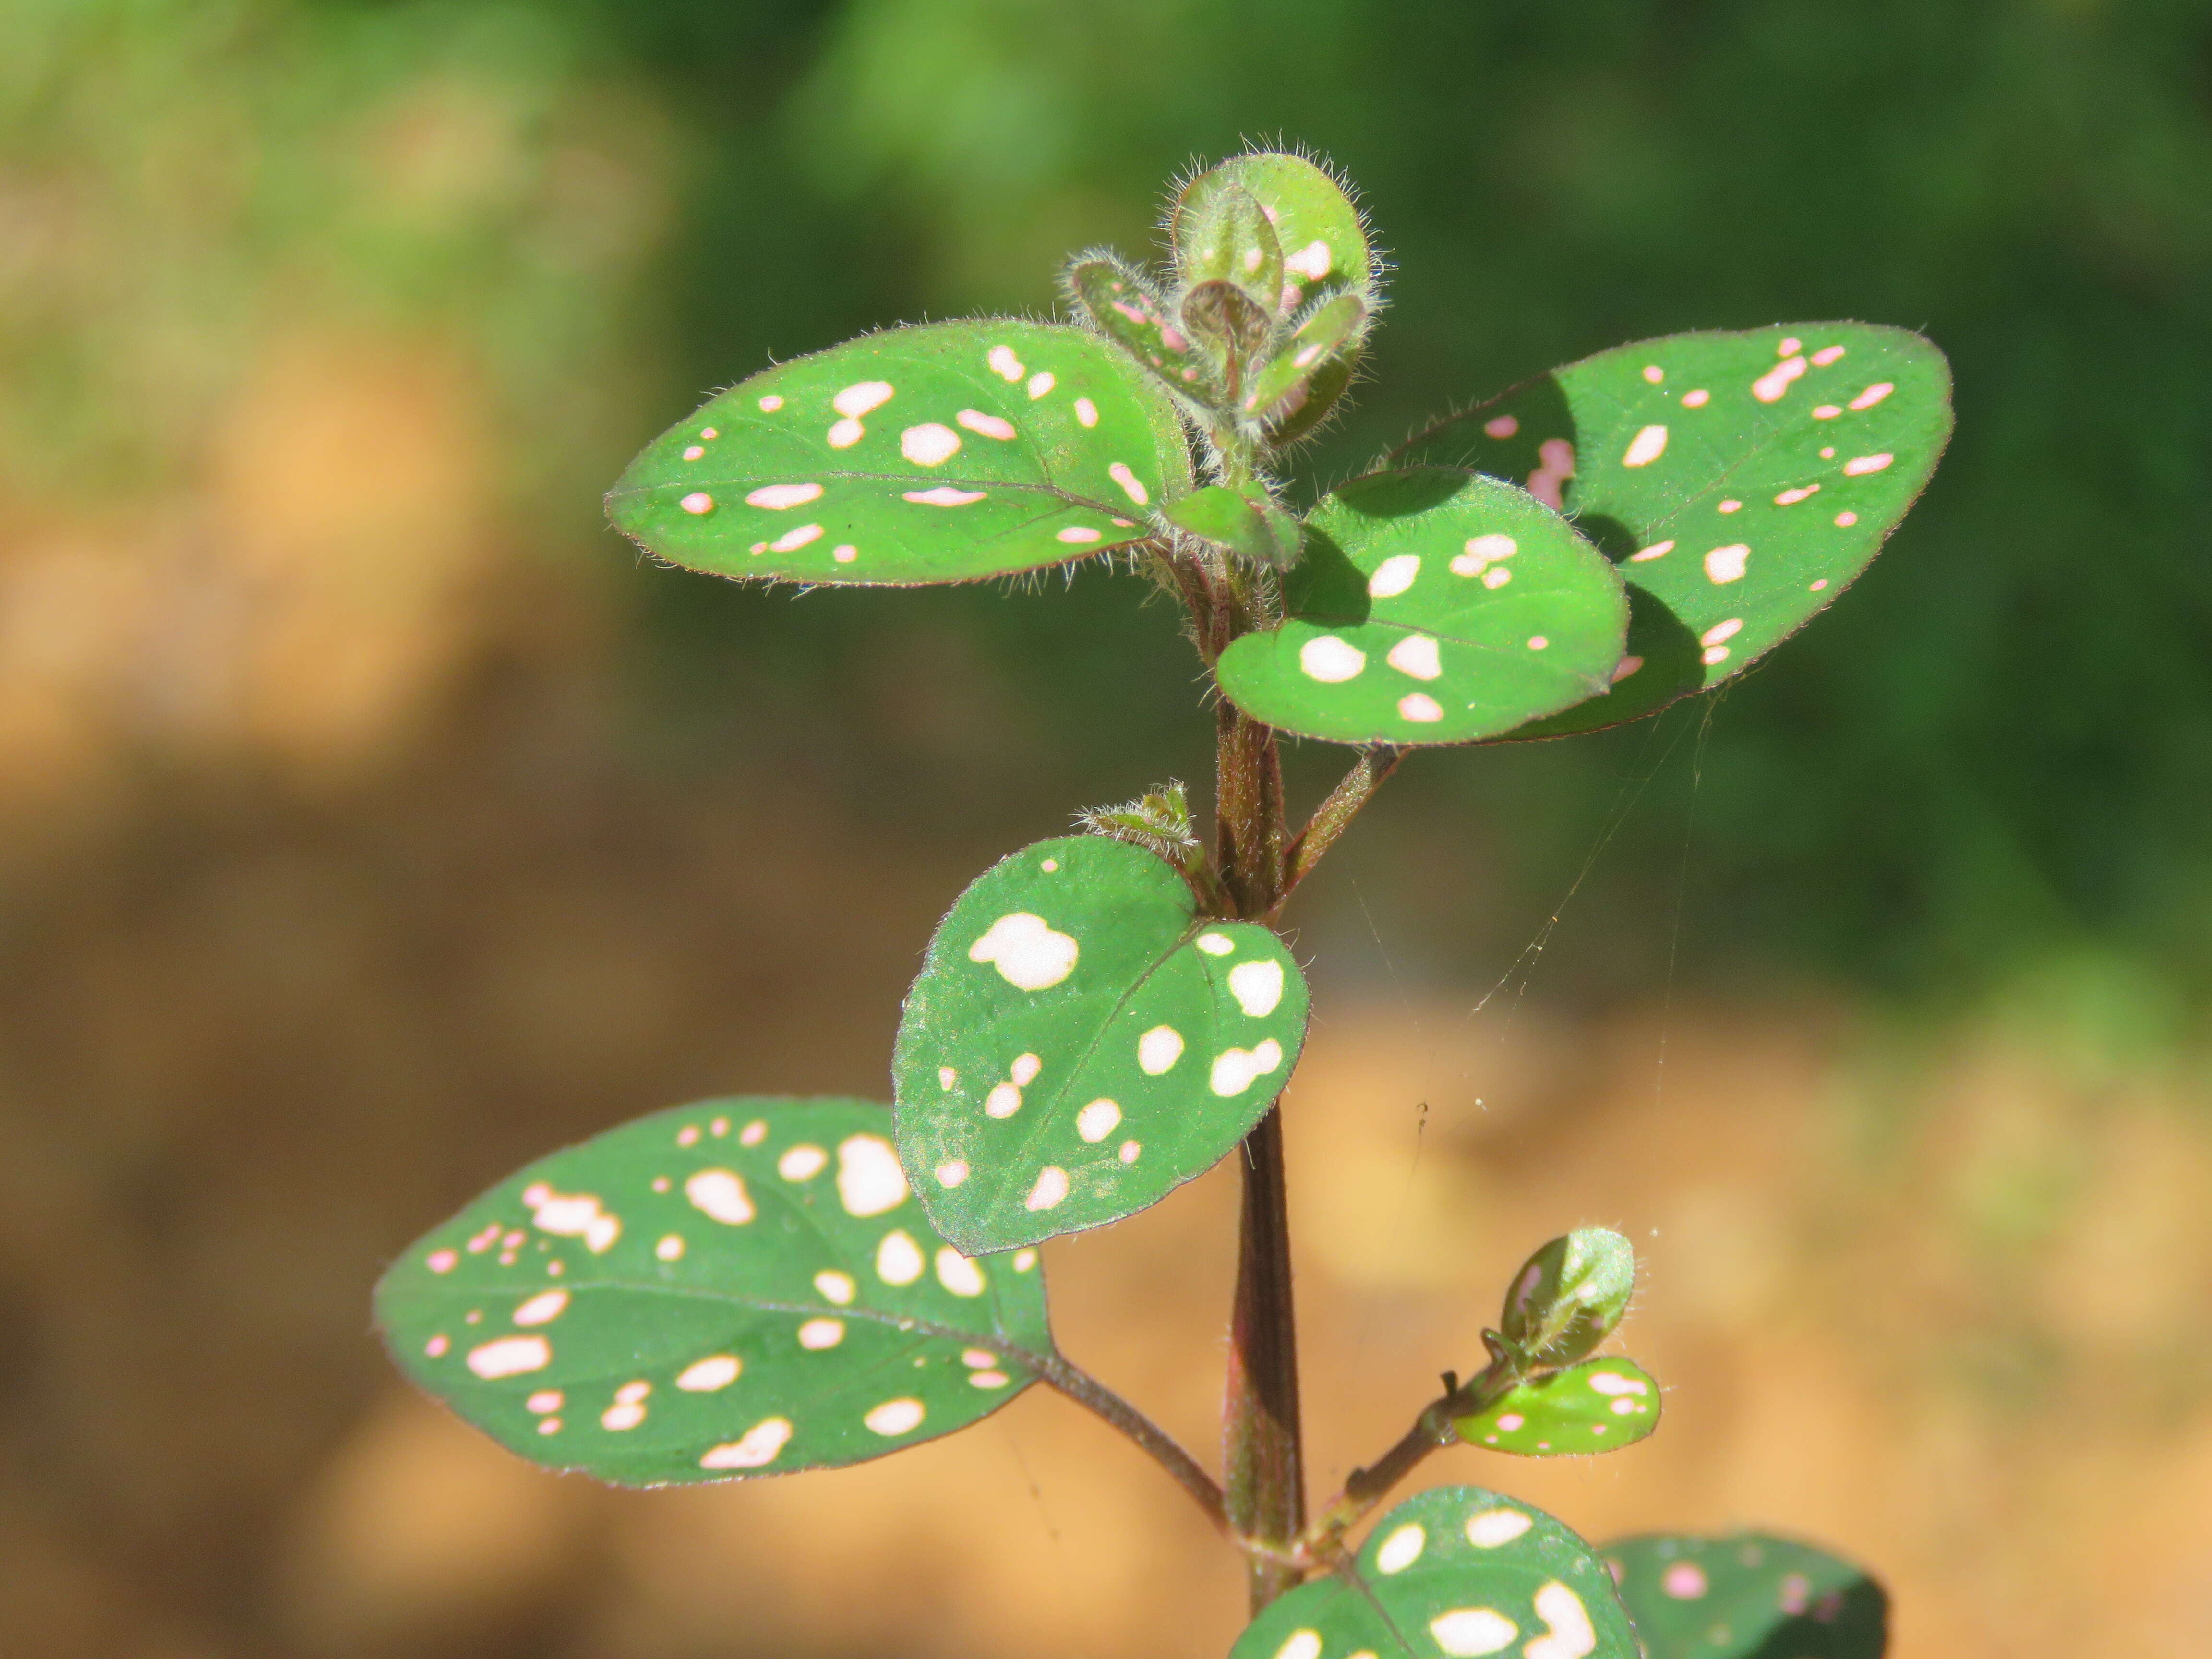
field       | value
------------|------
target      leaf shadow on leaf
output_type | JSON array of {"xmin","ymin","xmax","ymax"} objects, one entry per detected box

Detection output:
[
  {"xmin": 1393, "ymin": 372, "xmax": 1722, "ymax": 740},
  {"xmin": 1284, "ymin": 465, "xmax": 1471, "ymax": 622},
  {"xmin": 1496, "ymin": 585, "xmax": 1701, "ymax": 743},
  {"xmin": 1725, "ymin": 1571, "xmax": 1887, "ymax": 1659}
]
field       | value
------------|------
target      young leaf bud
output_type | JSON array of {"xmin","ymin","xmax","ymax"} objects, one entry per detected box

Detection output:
[
  {"xmin": 1173, "ymin": 180, "xmax": 1284, "ymax": 316},
  {"xmin": 1498, "ymin": 1227, "xmax": 1635, "ymax": 1367}
]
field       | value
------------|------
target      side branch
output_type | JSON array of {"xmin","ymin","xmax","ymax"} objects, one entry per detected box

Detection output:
[
  {"xmin": 1299, "ymin": 1350, "xmax": 1519, "ymax": 1557},
  {"xmin": 1279, "ymin": 745, "xmax": 1402, "ymax": 908},
  {"xmin": 1018, "ymin": 1344, "xmax": 1231, "ymax": 1537}
]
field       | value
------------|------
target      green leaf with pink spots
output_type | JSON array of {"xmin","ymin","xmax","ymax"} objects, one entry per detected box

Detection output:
[
  {"xmin": 1229, "ymin": 1487, "xmax": 1638, "ymax": 1659},
  {"xmin": 893, "ymin": 836, "xmax": 1310, "ymax": 1254},
  {"xmin": 1214, "ymin": 469, "xmax": 1630, "ymax": 745},
  {"xmin": 605, "ymin": 320, "xmax": 1190, "ymax": 587},
  {"xmin": 1244, "ymin": 292, "xmax": 1367, "ymax": 424},
  {"xmin": 374, "ymin": 1098, "xmax": 1051, "ymax": 1488},
  {"xmin": 1391, "ymin": 324, "xmax": 1951, "ymax": 736},
  {"xmin": 1603, "ymin": 1534, "xmax": 1887, "ymax": 1659},
  {"xmin": 1451, "ymin": 1357, "xmax": 1661, "ymax": 1456}
]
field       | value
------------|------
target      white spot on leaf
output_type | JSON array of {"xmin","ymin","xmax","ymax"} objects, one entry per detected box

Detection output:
[
  {"xmin": 814, "ymin": 1270, "xmax": 855, "ymax": 1305},
  {"xmin": 1227, "ymin": 959, "xmax": 1286, "ymax": 1017},
  {"xmin": 1622, "ymin": 424, "xmax": 1669, "ymax": 467},
  {"xmin": 1284, "ymin": 240, "xmax": 1333, "ymax": 280},
  {"xmin": 1209, "ymin": 1038, "xmax": 1284, "ymax": 1097},
  {"xmin": 1274, "ymin": 1632, "xmax": 1322, "ymax": 1659},
  {"xmin": 1526, "ymin": 1581, "xmax": 1597, "ymax": 1659},
  {"xmin": 655, "ymin": 1233, "xmax": 685, "ymax": 1261},
  {"xmin": 1010, "ymin": 1053, "xmax": 1042, "ymax": 1086},
  {"xmin": 1196, "ymin": 931, "xmax": 1234, "ymax": 955},
  {"xmin": 686, "ymin": 1168, "xmax": 756, "ymax": 1225},
  {"xmin": 1027, "ymin": 372, "xmax": 1055, "ymax": 398},
  {"xmin": 827, "ymin": 418, "xmax": 864, "ymax": 448},
  {"xmin": 1631, "ymin": 540, "xmax": 1673, "ymax": 562},
  {"xmin": 679, "ymin": 492, "xmax": 713, "ymax": 515},
  {"xmin": 875, "ymin": 1230, "xmax": 924, "ymax": 1285},
  {"xmin": 1663, "ymin": 1563, "xmax": 1707, "ymax": 1599},
  {"xmin": 1812, "ymin": 344, "xmax": 1847, "ymax": 365},
  {"xmin": 1704, "ymin": 544, "xmax": 1749, "ymax": 583},
  {"xmin": 778, "ymin": 1145, "xmax": 828, "ymax": 1181},
  {"xmin": 467, "ymin": 1336, "xmax": 551, "ymax": 1379},
  {"xmin": 1073, "ymin": 397, "xmax": 1098, "ymax": 427},
  {"xmin": 903, "ymin": 486, "xmax": 985, "ymax": 506},
  {"xmin": 935, "ymin": 1159, "xmax": 968, "ymax": 1187},
  {"xmin": 1299, "ymin": 636, "xmax": 1366, "ymax": 682},
  {"xmin": 746, "ymin": 483, "xmax": 822, "ymax": 510},
  {"xmin": 1465, "ymin": 1507, "xmax": 1534, "ymax": 1547},
  {"xmin": 1386, "ymin": 634, "xmax": 1442, "ymax": 680},
  {"xmin": 770, "ymin": 523, "xmax": 824, "ymax": 553},
  {"xmin": 1056, "ymin": 525, "xmax": 1102, "ymax": 543},
  {"xmin": 1376, "ymin": 1522, "xmax": 1427, "ymax": 1574},
  {"xmin": 1138, "ymin": 1026, "xmax": 1184, "ymax": 1074},
  {"xmin": 1850, "ymin": 381, "xmax": 1894, "ymax": 409},
  {"xmin": 1107, "ymin": 462, "xmax": 1150, "ymax": 505},
  {"xmin": 833, "ymin": 381, "xmax": 893, "ymax": 417},
  {"xmin": 835, "ymin": 1135, "xmax": 908, "ymax": 1217},
  {"xmin": 985, "ymin": 1084, "xmax": 1022, "ymax": 1118},
  {"xmin": 700, "ymin": 1417, "xmax": 791, "ymax": 1468},
  {"xmin": 1430, "ymin": 1608, "xmax": 1518, "ymax": 1656},
  {"xmin": 1076, "ymin": 1098, "xmax": 1122, "ymax": 1142},
  {"xmin": 900, "ymin": 424, "xmax": 962, "ymax": 465},
  {"xmin": 1588, "ymin": 1369, "xmax": 1650, "ymax": 1395},
  {"xmin": 1843, "ymin": 452, "xmax": 1894, "ymax": 475},
  {"xmin": 969, "ymin": 911, "xmax": 1079, "ymax": 990},
  {"xmin": 1399, "ymin": 692, "xmax": 1444, "ymax": 721},
  {"xmin": 798, "ymin": 1318, "xmax": 843, "ymax": 1350},
  {"xmin": 1024, "ymin": 1166, "xmax": 1070, "ymax": 1211},
  {"xmin": 1368, "ymin": 554, "xmax": 1421, "ymax": 597},
  {"xmin": 1452, "ymin": 534, "xmax": 1516, "ymax": 576},
  {"xmin": 987, "ymin": 346, "xmax": 1024, "ymax": 382},
  {"xmin": 1683, "ymin": 388, "xmax": 1710, "ymax": 407},
  {"xmin": 513, "ymin": 1290, "xmax": 568, "ymax": 1327},
  {"xmin": 866, "ymin": 1397, "xmax": 926, "ymax": 1435},
  {"xmin": 935, "ymin": 1248, "xmax": 986, "ymax": 1296},
  {"xmin": 527, "ymin": 1187, "xmax": 621, "ymax": 1254},
  {"xmin": 677, "ymin": 1355, "xmax": 740, "ymax": 1391},
  {"xmin": 1753, "ymin": 356, "xmax": 1807, "ymax": 402},
  {"xmin": 1483, "ymin": 415, "xmax": 1519, "ymax": 438}
]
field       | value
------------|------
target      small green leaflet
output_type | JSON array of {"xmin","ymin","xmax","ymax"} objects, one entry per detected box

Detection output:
[
  {"xmin": 375, "ymin": 1098, "xmax": 1050, "ymax": 1487},
  {"xmin": 1603, "ymin": 1533, "xmax": 1887, "ymax": 1659},
  {"xmin": 1069, "ymin": 260, "xmax": 1207, "ymax": 400},
  {"xmin": 1165, "ymin": 483, "xmax": 1302, "ymax": 569},
  {"xmin": 606, "ymin": 320, "xmax": 1190, "ymax": 587},
  {"xmin": 1498, "ymin": 1226, "xmax": 1636, "ymax": 1367},
  {"xmin": 1452, "ymin": 1357, "xmax": 1661, "ymax": 1456},
  {"xmin": 894, "ymin": 836, "xmax": 1310, "ymax": 1254},
  {"xmin": 1215, "ymin": 469, "xmax": 1629, "ymax": 745},
  {"xmin": 1391, "ymin": 324, "xmax": 1951, "ymax": 735},
  {"xmin": 1231, "ymin": 1487, "xmax": 1637, "ymax": 1659}
]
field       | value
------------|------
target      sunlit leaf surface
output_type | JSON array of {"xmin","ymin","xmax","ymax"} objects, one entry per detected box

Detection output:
[
  {"xmin": 895, "ymin": 836, "xmax": 1309, "ymax": 1253},
  {"xmin": 377, "ymin": 1098, "xmax": 1050, "ymax": 1486}
]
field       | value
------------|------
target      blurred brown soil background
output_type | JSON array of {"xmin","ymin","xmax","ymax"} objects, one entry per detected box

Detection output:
[{"xmin": 7, "ymin": 3, "xmax": 2212, "ymax": 1655}]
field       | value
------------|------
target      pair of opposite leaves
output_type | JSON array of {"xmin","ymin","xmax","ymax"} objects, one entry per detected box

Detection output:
[{"xmin": 608, "ymin": 313, "xmax": 1951, "ymax": 746}]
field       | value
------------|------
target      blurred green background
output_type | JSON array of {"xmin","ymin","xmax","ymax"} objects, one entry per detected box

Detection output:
[{"xmin": 5, "ymin": 1, "xmax": 2212, "ymax": 1656}]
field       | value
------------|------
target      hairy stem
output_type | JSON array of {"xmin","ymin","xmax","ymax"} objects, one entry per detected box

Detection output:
[
  {"xmin": 1212, "ymin": 620, "xmax": 1304, "ymax": 1609},
  {"xmin": 1226, "ymin": 1104, "xmax": 1305, "ymax": 1608},
  {"xmin": 1278, "ymin": 745, "xmax": 1403, "ymax": 910}
]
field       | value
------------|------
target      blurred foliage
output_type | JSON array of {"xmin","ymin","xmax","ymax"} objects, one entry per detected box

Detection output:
[{"xmin": 9, "ymin": 0, "xmax": 2212, "ymax": 1009}]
